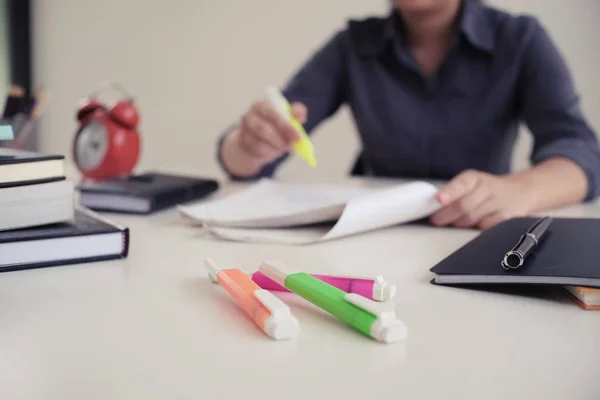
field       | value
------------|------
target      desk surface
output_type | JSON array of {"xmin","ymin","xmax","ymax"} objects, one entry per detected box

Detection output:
[{"xmin": 1, "ymin": 177, "xmax": 600, "ymax": 400}]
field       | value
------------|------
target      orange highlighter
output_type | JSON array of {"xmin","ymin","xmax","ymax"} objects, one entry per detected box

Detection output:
[{"xmin": 205, "ymin": 259, "xmax": 300, "ymax": 340}]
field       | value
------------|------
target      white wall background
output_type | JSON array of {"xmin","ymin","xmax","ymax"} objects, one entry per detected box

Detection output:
[{"xmin": 32, "ymin": 0, "xmax": 600, "ymax": 181}]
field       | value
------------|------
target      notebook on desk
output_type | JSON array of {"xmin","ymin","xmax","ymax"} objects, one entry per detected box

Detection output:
[
  {"xmin": 430, "ymin": 217, "xmax": 600, "ymax": 288},
  {"xmin": 78, "ymin": 171, "xmax": 219, "ymax": 214},
  {"xmin": 178, "ymin": 178, "xmax": 441, "ymax": 244}
]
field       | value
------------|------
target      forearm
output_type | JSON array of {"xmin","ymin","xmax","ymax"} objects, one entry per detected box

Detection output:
[
  {"xmin": 219, "ymin": 130, "xmax": 265, "ymax": 178},
  {"xmin": 507, "ymin": 157, "xmax": 588, "ymax": 212}
]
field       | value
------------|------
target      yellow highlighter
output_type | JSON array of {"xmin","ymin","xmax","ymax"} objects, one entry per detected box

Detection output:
[{"xmin": 265, "ymin": 86, "xmax": 317, "ymax": 168}]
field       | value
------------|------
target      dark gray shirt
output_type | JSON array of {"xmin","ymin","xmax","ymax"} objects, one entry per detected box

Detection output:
[{"xmin": 218, "ymin": 0, "xmax": 600, "ymax": 200}]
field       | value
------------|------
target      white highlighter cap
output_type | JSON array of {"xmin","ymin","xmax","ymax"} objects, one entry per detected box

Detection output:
[
  {"xmin": 264, "ymin": 86, "xmax": 292, "ymax": 123},
  {"xmin": 205, "ymin": 259, "xmax": 221, "ymax": 282},
  {"xmin": 255, "ymin": 289, "xmax": 300, "ymax": 340},
  {"xmin": 374, "ymin": 320, "xmax": 408, "ymax": 344},
  {"xmin": 372, "ymin": 276, "xmax": 397, "ymax": 302},
  {"xmin": 264, "ymin": 315, "xmax": 300, "ymax": 340},
  {"xmin": 258, "ymin": 260, "xmax": 290, "ymax": 287},
  {"xmin": 345, "ymin": 293, "xmax": 407, "ymax": 344}
]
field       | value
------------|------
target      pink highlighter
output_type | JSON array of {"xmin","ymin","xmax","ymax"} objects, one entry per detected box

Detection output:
[{"xmin": 251, "ymin": 271, "xmax": 396, "ymax": 302}]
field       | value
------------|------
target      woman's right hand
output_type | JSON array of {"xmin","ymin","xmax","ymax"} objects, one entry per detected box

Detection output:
[
  {"xmin": 220, "ymin": 100, "xmax": 307, "ymax": 177},
  {"xmin": 238, "ymin": 100, "xmax": 307, "ymax": 162}
]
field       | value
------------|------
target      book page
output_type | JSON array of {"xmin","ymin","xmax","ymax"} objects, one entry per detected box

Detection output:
[
  {"xmin": 177, "ymin": 179, "xmax": 374, "ymax": 228},
  {"xmin": 321, "ymin": 181, "xmax": 440, "ymax": 241},
  {"xmin": 191, "ymin": 181, "xmax": 440, "ymax": 245}
]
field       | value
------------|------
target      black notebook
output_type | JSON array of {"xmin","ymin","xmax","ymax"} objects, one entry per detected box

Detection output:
[
  {"xmin": 77, "ymin": 171, "xmax": 219, "ymax": 214},
  {"xmin": 0, "ymin": 147, "xmax": 65, "ymax": 187},
  {"xmin": 430, "ymin": 217, "xmax": 600, "ymax": 288},
  {"xmin": 0, "ymin": 207, "xmax": 129, "ymax": 273}
]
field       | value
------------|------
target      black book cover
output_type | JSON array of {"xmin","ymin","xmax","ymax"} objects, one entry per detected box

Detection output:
[
  {"xmin": 430, "ymin": 217, "xmax": 600, "ymax": 286},
  {"xmin": 0, "ymin": 208, "xmax": 129, "ymax": 273},
  {"xmin": 78, "ymin": 171, "xmax": 219, "ymax": 213},
  {"xmin": 0, "ymin": 176, "xmax": 66, "ymax": 189},
  {"xmin": 0, "ymin": 208, "xmax": 123, "ymax": 243},
  {"xmin": 0, "ymin": 147, "xmax": 64, "ymax": 165}
]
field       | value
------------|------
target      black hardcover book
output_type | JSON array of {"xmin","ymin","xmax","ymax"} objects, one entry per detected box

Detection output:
[
  {"xmin": 430, "ymin": 217, "xmax": 600, "ymax": 288},
  {"xmin": 77, "ymin": 171, "xmax": 219, "ymax": 214},
  {"xmin": 0, "ymin": 207, "xmax": 129, "ymax": 272},
  {"xmin": 0, "ymin": 147, "xmax": 65, "ymax": 187}
]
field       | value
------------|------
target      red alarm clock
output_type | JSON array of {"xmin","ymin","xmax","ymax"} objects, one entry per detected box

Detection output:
[{"xmin": 73, "ymin": 82, "xmax": 141, "ymax": 180}]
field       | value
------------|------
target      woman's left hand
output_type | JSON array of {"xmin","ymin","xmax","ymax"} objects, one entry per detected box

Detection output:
[{"xmin": 430, "ymin": 169, "xmax": 536, "ymax": 230}]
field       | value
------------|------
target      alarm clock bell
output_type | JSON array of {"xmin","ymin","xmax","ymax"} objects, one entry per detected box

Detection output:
[{"xmin": 73, "ymin": 82, "xmax": 141, "ymax": 181}]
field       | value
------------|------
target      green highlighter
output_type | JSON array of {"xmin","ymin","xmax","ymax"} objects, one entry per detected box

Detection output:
[{"xmin": 258, "ymin": 261, "xmax": 407, "ymax": 344}]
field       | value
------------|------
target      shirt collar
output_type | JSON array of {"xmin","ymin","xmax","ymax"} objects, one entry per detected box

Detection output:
[
  {"xmin": 353, "ymin": 0, "xmax": 495, "ymax": 57},
  {"xmin": 460, "ymin": 0, "xmax": 495, "ymax": 53}
]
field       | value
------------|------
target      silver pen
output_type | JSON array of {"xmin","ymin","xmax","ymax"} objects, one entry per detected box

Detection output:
[{"xmin": 502, "ymin": 216, "xmax": 553, "ymax": 270}]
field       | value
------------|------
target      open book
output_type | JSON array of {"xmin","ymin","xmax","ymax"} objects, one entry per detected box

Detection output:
[{"xmin": 177, "ymin": 179, "xmax": 441, "ymax": 244}]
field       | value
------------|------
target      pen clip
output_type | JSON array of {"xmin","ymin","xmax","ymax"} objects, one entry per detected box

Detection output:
[
  {"xmin": 344, "ymin": 293, "xmax": 396, "ymax": 322},
  {"xmin": 254, "ymin": 289, "xmax": 292, "ymax": 317}
]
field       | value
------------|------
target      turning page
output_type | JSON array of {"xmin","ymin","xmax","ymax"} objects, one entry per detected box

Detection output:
[
  {"xmin": 177, "ymin": 179, "xmax": 440, "ymax": 244},
  {"xmin": 177, "ymin": 179, "xmax": 373, "ymax": 228}
]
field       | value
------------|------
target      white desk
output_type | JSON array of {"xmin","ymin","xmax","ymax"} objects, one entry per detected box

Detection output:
[{"xmin": 1, "ymin": 177, "xmax": 600, "ymax": 400}]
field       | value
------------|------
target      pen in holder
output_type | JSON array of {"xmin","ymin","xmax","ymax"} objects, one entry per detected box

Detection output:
[
  {"xmin": 0, "ymin": 87, "xmax": 48, "ymax": 150},
  {"xmin": 0, "ymin": 114, "xmax": 39, "ymax": 150}
]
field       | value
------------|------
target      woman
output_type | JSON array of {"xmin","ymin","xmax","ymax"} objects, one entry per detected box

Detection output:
[{"xmin": 217, "ymin": 0, "xmax": 600, "ymax": 230}]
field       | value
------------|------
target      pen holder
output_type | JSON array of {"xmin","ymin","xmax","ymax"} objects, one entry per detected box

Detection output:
[{"xmin": 0, "ymin": 114, "xmax": 38, "ymax": 150}]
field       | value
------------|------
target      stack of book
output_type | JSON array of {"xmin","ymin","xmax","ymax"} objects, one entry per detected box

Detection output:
[
  {"xmin": 0, "ymin": 147, "xmax": 129, "ymax": 273},
  {"xmin": 564, "ymin": 286, "xmax": 600, "ymax": 310}
]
